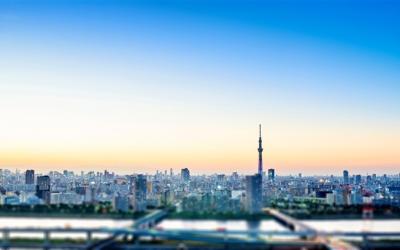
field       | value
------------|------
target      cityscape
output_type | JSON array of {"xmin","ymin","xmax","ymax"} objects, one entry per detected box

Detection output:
[
  {"xmin": 1, "ymin": 0, "xmax": 400, "ymax": 249},
  {"xmin": 0, "ymin": 126, "xmax": 398, "ymax": 249},
  {"xmin": 2, "ymin": 125, "xmax": 399, "ymax": 216}
]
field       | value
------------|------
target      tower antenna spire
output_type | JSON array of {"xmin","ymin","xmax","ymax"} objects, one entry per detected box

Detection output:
[{"xmin": 258, "ymin": 124, "xmax": 263, "ymax": 176}]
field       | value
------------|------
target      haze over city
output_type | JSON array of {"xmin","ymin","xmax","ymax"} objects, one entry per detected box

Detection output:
[{"xmin": 1, "ymin": 0, "xmax": 399, "ymax": 175}]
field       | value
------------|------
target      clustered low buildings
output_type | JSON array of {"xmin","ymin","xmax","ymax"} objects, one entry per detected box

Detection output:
[
  {"xmin": 265, "ymin": 170, "xmax": 400, "ymax": 210},
  {"xmin": 0, "ymin": 169, "xmax": 148, "ymax": 213},
  {"xmin": 0, "ymin": 168, "xmax": 399, "ymax": 215}
]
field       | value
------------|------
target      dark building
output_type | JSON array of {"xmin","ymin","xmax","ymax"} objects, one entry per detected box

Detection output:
[
  {"xmin": 36, "ymin": 175, "xmax": 51, "ymax": 204},
  {"xmin": 217, "ymin": 174, "xmax": 225, "ymax": 183},
  {"xmin": 343, "ymin": 170, "xmax": 349, "ymax": 184},
  {"xmin": 383, "ymin": 174, "xmax": 388, "ymax": 184},
  {"xmin": 349, "ymin": 176, "xmax": 354, "ymax": 184},
  {"xmin": 25, "ymin": 170, "xmax": 35, "ymax": 185},
  {"xmin": 355, "ymin": 174, "xmax": 362, "ymax": 185},
  {"xmin": 268, "ymin": 168, "xmax": 275, "ymax": 181},
  {"xmin": 245, "ymin": 174, "xmax": 262, "ymax": 214},
  {"xmin": 134, "ymin": 174, "xmax": 147, "ymax": 212},
  {"xmin": 114, "ymin": 194, "xmax": 129, "ymax": 212},
  {"xmin": 316, "ymin": 190, "xmax": 332, "ymax": 199},
  {"xmin": 367, "ymin": 175, "xmax": 372, "ymax": 185},
  {"xmin": 181, "ymin": 168, "xmax": 190, "ymax": 182},
  {"xmin": 75, "ymin": 186, "xmax": 86, "ymax": 195}
]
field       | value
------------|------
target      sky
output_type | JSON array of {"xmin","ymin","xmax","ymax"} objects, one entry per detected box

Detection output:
[{"xmin": 0, "ymin": 0, "xmax": 399, "ymax": 175}]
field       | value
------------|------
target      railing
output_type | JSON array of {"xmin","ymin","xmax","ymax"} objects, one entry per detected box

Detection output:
[
  {"xmin": 1, "ymin": 227, "xmax": 400, "ymax": 249},
  {"xmin": 1, "ymin": 227, "xmax": 113, "ymax": 249}
]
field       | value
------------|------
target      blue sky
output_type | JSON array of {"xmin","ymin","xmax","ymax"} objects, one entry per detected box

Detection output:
[{"xmin": 0, "ymin": 0, "xmax": 399, "ymax": 174}]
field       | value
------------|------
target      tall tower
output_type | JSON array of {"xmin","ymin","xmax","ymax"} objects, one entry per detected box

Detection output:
[{"xmin": 258, "ymin": 124, "xmax": 263, "ymax": 175}]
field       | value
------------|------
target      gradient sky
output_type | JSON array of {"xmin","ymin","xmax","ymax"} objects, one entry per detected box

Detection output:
[{"xmin": 0, "ymin": 0, "xmax": 399, "ymax": 175}]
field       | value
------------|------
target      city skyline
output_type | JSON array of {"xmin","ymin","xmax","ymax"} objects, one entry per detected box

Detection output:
[
  {"xmin": 0, "ymin": 118, "xmax": 398, "ymax": 175},
  {"xmin": 1, "ymin": 0, "xmax": 399, "ymax": 175},
  {"xmin": 1, "ymin": 166, "xmax": 399, "ymax": 179}
]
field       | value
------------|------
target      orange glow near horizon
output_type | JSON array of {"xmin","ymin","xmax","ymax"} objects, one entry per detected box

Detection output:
[
  {"xmin": 1, "ymin": 109, "xmax": 399, "ymax": 175},
  {"xmin": 0, "ymin": 125, "xmax": 399, "ymax": 175}
]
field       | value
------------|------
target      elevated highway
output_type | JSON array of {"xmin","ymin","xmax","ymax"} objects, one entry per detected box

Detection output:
[{"xmin": 264, "ymin": 208, "xmax": 359, "ymax": 250}]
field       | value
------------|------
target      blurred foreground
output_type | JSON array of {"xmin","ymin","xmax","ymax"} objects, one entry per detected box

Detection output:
[{"xmin": 0, "ymin": 206, "xmax": 399, "ymax": 250}]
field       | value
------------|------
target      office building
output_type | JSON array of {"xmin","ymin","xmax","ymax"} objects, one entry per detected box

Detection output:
[
  {"xmin": 268, "ymin": 168, "xmax": 275, "ymax": 181},
  {"xmin": 114, "ymin": 194, "xmax": 130, "ymax": 212},
  {"xmin": 25, "ymin": 170, "xmax": 35, "ymax": 185},
  {"xmin": 367, "ymin": 175, "xmax": 372, "ymax": 185},
  {"xmin": 181, "ymin": 168, "xmax": 190, "ymax": 182},
  {"xmin": 36, "ymin": 175, "xmax": 51, "ymax": 204},
  {"xmin": 343, "ymin": 170, "xmax": 349, "ymax": 185},
  {"xmin": 134, "ymin": 174, "xmax": 147, "ymax": 212},
  {"xmin": 245, "ymin": 174, "xmax": 262, "ymax": 214},
  {"xmin": 355, "ymin": 175, "xmax": 362, "ymax": 185}
]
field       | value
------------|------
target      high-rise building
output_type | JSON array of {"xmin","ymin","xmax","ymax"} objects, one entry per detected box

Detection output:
[
  {"xmin": 84, "ymin": 184, "xmax": 96, "ymax": 204},
  {"xmin": 383, "ymin": 174, "xmax": 388, "ymax": 184},
  {"xmin": 367, "ymin": 175, "xmax": 372, "ymax": 185},
  {"xmin": 349, "ymin": 176, "xmax": 354, "ymax": 184},
  {"xmin": 258, "ymin": 124, "xmax": 263, "ymax": 176},
  {"xmin": 114, "ymin": 194, "xmax": 130, "ymax": 212},
  {"xmin": 355, "ymin": 174, "xmax": 362, "ymax": 185},
  {"xmin": 343, "ymin": 170, "xmax": 349, "ymax": 184},
  {"xmin": 162, "ymin": 188, "xmax": 172, "ymax": 206},
  {"xmin": 245, "ymin": 174, "xmax": 262, "ymax": 214},
  {"xmin": 181, "ymin": 168, "xmax": 190, "ymax": 182},
  {"xmin": 36, "ymin": 175, "xmax": 51, "ymax": 204},
  {"xmin": 268, "ymin": 168, "xmax": 275, "ymax": 181},
  {"xmin": 217, "ymin": 174, "xmax": 225, "ymax": 183},
  {"xmin": 342, "ymin": 186, "xmax": 351, "ymax": 205},
  {"xmin": 133, "ymin": 174, "xmax": 147, "ymax": 212},
  {"xmin": 25, "ymin": 170, "xmax": 35, "ymax": 185}
]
